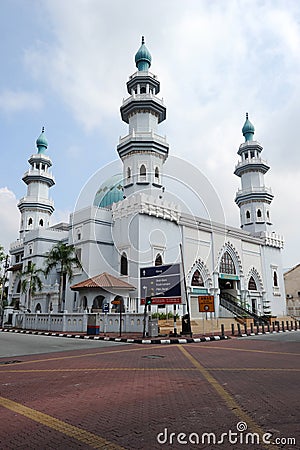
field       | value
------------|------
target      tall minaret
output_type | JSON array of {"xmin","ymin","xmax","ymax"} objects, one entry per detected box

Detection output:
[
  {"xmin": 18, "ymin": 128, "xmax": 55, "ymax": 239},
  {"xmin": 117, "ymin": 37, "xmax": 169, "ymax": 198},
  {"xmin": 234, "ymin": 114, "xmax": 274, "ymax": 235}
]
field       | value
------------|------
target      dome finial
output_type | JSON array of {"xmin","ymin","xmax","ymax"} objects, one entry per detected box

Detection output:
[
  {"xmin": 242, "ymin": 112, "xmax": 255, "ymax": 142},
  {"xmin": 135, "ymin": 36, "xmax": 152, "ymax": 71},
  {"xmin": 36, "ymin": 127, "xmax": 48, "ymax": 154}
]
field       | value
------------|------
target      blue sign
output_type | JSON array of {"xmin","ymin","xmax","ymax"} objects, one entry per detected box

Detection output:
[
  {"xmin": 102, "ymin": 303, "xmax": 109, "ymax": 313},
  {"xmin": 140, "ymin": 264, "xmax": 181, "ymax": 304}
]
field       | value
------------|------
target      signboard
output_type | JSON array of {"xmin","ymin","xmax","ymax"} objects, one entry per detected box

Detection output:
[
  {"xmin": 102, "ymin": 303, "xmax": 109, "ymax": 313},
  {"xmin": 140, "ymin": 263, "xmax": 181, "ymax": 305},
  {"xmin": 111, "ymin": 299, "xmax": 121, "ymax": 305},
  {"xmin": 198, "ymin": 295, "xmax": 215, "ymax": 312},
  {"xmin": 219, "ymin": 274, "xmax": 239, "ymax": 280}
]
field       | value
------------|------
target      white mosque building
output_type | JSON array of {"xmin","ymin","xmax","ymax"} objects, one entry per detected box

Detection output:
[{"xmin": 7, "ymin": 38, "xmax": 286, "ymax": 324}]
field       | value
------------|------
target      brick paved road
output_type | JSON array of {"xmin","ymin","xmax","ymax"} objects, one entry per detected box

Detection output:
[{"xmin": 0, "ymin": 335, "xmax": 299, "ymax": 449}]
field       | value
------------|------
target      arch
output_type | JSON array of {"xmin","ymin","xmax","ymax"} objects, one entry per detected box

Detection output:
[
  {"xmin": 246, "ymin": 210, "xmax": 251, "ymax": 221},
  {"xmin": 127, "ymin": 167, "xmax": 131, "ymax": 180},
  {"xmin": 155, "ymin": 253, "xmax": 163, "ymax": 266},
  {"xmin": 217, "ymin": 242, "xmax": 243, "ymax": 276},
  {"xmin": 140, "ymin": 164, "xmax": 146, "ymax": 180},
  {"xmin": 219, "ymin": 252, "xmax": 236, "ymax": 275},
  {"xmin": 191, "ymin": 269, "xmax": 204, "ymax": 287},
  {"xmin": 187, "ymin": 259, "xmax": 212, "ymax": 288},
  {"xmin": 257, "ymin": 209, "xmax": 262, "ymax": 219},
  {"xmin": 39, "ymin": 219, "xmax": 44, "ymax": 227},
  {"xmin": 120, "ymin": 252, "xmax": 128, "ymax": 275},
  {"xmin": 248, "ymin": 276, "xmax": 257, "ymax": 291},
  {"xmin": 273, "ymin": 271, "xmax": 278, "ymax": 287},
  {"xmin": 28, "ymin": 217, "xmax": 33, "ymax": 226},
  {"xmin": 246, "ymin": 267, "xmax": 264, "ymax": 292},
  {"xmin": 35, "ymin": 303, "xmax": 42, "ymax": 313},
  {"xmin": 155, "ymin": 167, "xmax": 160, "ymax": 180},
  {"xmin": 92, "ymin": 295, "xmax": 105, "ymax": 311},
  {"xmin": 113, "ymin": 295, "xmax": 125, "ymax": 313},
  {"xmin": 82, "ymin": 296, "xmax": 87, "ymax": 310}
]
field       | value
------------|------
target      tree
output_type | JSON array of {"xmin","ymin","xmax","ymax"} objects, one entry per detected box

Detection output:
[
  {"xmin": 20, "ymin": 262, "xmax": 43, "ymax": 312},
  {"xmin": 44, "ymin": 242, "xmax": 81, "ymax": 313}
]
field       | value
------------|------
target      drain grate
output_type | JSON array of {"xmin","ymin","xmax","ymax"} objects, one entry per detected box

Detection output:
[
  {"xmin": 142, "ymin": 355, "xmax": 165, "ymax": 359},
  {"xmin": 0, "ymin": 360, "xmax": 22, "ymax": 365}
]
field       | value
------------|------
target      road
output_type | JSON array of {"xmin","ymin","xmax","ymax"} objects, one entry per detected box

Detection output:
[
  {"xmin": 0, "ymin": 331, "xmax": 299, "ymax": 449},
  {"xmin": 0, "ymin": 332, "xmax": 127, "ymax": 358}
]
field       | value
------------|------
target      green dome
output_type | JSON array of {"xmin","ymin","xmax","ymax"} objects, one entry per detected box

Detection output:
[
  {"xmin": 94, "ymin": 174, "xmax": 124, "ymax": 208},
  {"xmin": 242, "ymin": 113, "xmax": 255, "ymax": 141},
  {"xmin": 135, "ymin": 36, "xmax": 151, "ymax": 71},
  {"xmin": 36, "ymin": 127, "xmax": 48, "ymax": 153}
]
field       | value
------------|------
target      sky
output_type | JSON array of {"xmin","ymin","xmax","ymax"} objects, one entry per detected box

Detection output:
[{"xmin": 0, "ymin": 0, "xmax": 299, "ymax": 270}]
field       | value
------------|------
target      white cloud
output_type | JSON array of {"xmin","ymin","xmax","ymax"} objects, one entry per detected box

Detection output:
[
  {"xmin": 0, "ymin": 90, "xmax": 43, "ymax": 114},
  {"xmin": 0, "ymin": 188, "xmax": 19, "ymax": 252}
]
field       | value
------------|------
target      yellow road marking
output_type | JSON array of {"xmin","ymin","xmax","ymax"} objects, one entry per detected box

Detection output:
[
  {"xmin": 178, "ymin": 345, "xmax": 279, "ymax": 450},
  {"xmin": 209, "ymin": 367, "xmax": 300, "ymax": 371},
  {"xmin": 0, "ymin": 344, "xmax": 158, "ymax": 367},
  {"xmin": 0, "ymin": 395, "xmax": 125, "ymax": 449},
  {"xmin": 0, "ymin": 367, "xmax": 197, "ymax": 373},
  {"xmin": 197, "ymin": 345, "xmax": 300, "ymax": 356}
]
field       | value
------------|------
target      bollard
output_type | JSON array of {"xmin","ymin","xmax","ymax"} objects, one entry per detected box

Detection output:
[
  {"xmin": 221, "ymin": 324, "xmax": 225, "ymax": 337},
  {"xmin": 237, "ymin": 323, "xmax": 241, "ymax": 336},
  {"xmin": 244, "ymin": 323, "xmax": 247, "ymax": 335},
  {"xmin": 231, "ymin": 323, "xmax": 235, "ymax": 336},
  {"xmin": 281, "ymin": 321, "xmax": 285, "ymax": 332},
  {"xmin": 272, "ymin": 322, "xmax": 275, "ymax": 332},
  {"xmin": 286, "ymin": 321, "xmax": 289, "ymax": 331},
  {"xmin": 256, "ymin": 323, "xmax": 260, "ymax": 334},
  {"xmin": 262, "ymin": 323, "xmax": 265, "ymax": 334},
  {"xmin": 250, "ymin": 322, "xmax": 254, "ymax": 334},
  {"xmin": 295, "ymin": 321, "xmax": 298, "ymax": 331},
  {"xmin": 291, "ymin": 320, "xmax": 293, "ymax": 330},
  {"xmin": 267, "ymin": 323, "xmax": 270, "ymax": 333}
]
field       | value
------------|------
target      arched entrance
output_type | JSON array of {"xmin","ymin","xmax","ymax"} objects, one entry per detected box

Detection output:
[
  {"xmin": 92, "ymin": 295, "xmax": 105, "ymax": 312},
  {"xmin": 218, "ymin": 250, "xmax": 241, "ymax": 302}
]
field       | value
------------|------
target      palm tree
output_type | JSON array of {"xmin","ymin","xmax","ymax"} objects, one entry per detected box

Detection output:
[
  {"xmin": 20, "ymin": 263, "xmax": 43, "ymax": 312},
  {"xmin": 44, "ymin": 242, "xmax": 81, "ymax": 313}
]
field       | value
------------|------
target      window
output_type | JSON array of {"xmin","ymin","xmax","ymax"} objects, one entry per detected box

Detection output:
[
  {"xmin": 250, "ymin": 151, "xmax": 255, "ymax": 158},
  {"xmin": 120, "ymin": 252, "xmax": 128, "ymax": 275},
  {"xmin": 155, "ymin": 253, "xmax": 163, "ymax": 266},
  {"xmin": 127, "ymin": 167, "xmax": 131, "ymax": 181},
  {"xmin": 28, "ymin": 218, "xmax": 33, "ymax": 226},
  {"xmin": 248, "ymin": 276, "xmax": 257, "ymax": 291},
  {"xmin": 140, "ymin": 164, "xmax": 146, "ymax": 180},
  {"xmin": 191, "ymin": 270, "xmax": 204, "ymax": 287},
  {"xmin": 267, "ymin": 210, "xmax": 270, "ymax": 220},
  {"xmin": 155, "ymin": 167, "xmax": 159, "ymax": 180},
  {"xmin": 246, "ymin": 210, "xmax": 251, "ymax": 221},
  {"xmin": 273, "ymin": 271, "xmax": 278, "ymax": 287},
  {"xmin": 39, "ymin": 219, "xmax": 44, "ymax": 227},
  {"xmin": 257, "ymin": 209, "xmax": 262, "ymax": 219},
  {"xmin": 140, "ymin": 86, "xmax": 146, "ymax": 94},
  {"xmin": 220, "ymin": 252, "xmax": 236, "ymax": 274}
]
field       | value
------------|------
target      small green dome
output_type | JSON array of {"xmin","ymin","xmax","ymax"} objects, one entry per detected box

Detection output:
[
  {"xmin": 242, "ymin": 113, "xmax": 255, "ymax": 141},
  {"xmin": 135, "ymin": 36, "xmax": 151, "ymax": 71},
  {"xmin": 94, "ymin": 174, "xmax": 123, "ymax": 208},
  {"xmin": 36, "ymin": 127, "xmax": 48, "ymax": 153}
]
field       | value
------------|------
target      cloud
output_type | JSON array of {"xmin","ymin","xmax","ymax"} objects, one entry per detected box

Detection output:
[
  {"xmin": 0, "ymin": 90, "xmax": 43, "ymax": 114},
  {"xmin": 0, "ymin": 188, "xmax": 19, "ymax": 252}
]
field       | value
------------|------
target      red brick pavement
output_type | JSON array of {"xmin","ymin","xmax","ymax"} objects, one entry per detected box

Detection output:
[{"xmin": 0, "ymin": 339, "xmax": 299, "ymax": 449}]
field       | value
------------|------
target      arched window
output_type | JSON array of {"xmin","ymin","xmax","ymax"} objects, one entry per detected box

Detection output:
[
  {"xmin": 35, "ymin": 303, "xmax": 42, "ymax": 313},
  {"xmin": 140, "ymin": 86, "xmax": 146, "ymax": 94},
  {"xmin": 273, "ymin": 271, "xmax": 278, "ymax": 287},
  {"xmin": 16, "ymin": 280, "xmax": 21, "ymax": 293},
  {"xmin": 28, "ymin": 218, "xmax": 33, "ymax": 226},
  {"xmin": 140, "ymin": 164, "xmax": 146, "ymax": 180},
  {"xmin": 155, "ymin": 253, "xmax": 163, "ymax": 266},
  {"xmin": 39, "ymin": 219, "xmax": 44, "ymax": 227},
  {"xmin": 246, "ymin": 210, "xmax": 251, "ymax": 220},
  {"xmin": 82, "ymin": 296, "xmax": 87, "ymax": 310},
  {"xmin": 155, "ymin": 167, "xmax": 159, "ymax": 180},
  {"xmin": 127, "ymin": 167, "xmax": 131, "ymax": 180},
  {"xmin": 92, "ymin": 295, "xmax": 105, "ymax": 311},
  {"xmin": 191, "ymin": 270, "xmax": 204, "ymax": 287},
  {"xmin": 257, "ymin": 209, "xmax": 262, "ymax": 219},
  {"xmin": 219, "ymin": 252, "xmax": 236, "ymax": 275},
  {"xmin": 267, "ymin": 210, "xmax": 270, "ymax": 220},
  {"xmin": 120, "ymin": 252, "xmax": 128, "ymax": 275},
  {"xmin": 248, "ymin": 276, "xmax": 257, "ymax": 291}
]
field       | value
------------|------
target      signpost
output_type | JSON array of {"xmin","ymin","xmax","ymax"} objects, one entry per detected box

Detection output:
[
  {"xmin": 198, "ymin": 295, "xmax": 215, "ymax": 313},
  {"xmin": 102, "ymin": 303, "xmax": 109, "ymax": 335},
  {"xmin": 140, "ymin": 264, "xmax": 181, "ymax": 305}
]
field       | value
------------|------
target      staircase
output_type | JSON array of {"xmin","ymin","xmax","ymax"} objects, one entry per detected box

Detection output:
[{"xmin": 220, "ymin": 292, "xmax": 269, "ymax": 324}]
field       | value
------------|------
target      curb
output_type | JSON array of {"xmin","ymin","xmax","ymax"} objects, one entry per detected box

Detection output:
[
  {"xmin": 236, "ymin": 328, "xmax": 300, "ymax": 338},
  {"xmin": 0, "ymin": 328, "xmax": 230, "ymax": 344}
]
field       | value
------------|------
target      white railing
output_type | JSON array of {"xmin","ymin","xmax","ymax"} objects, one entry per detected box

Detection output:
[
  {"xmin": 235, "ymin": 158, "xmax": 268, "ymax": 170},
  {"xmin": 10, "ymin": 240, "xmax": 24, "ymax": 250},
  {"xmin": 119, "ymin": 130, "xmax": 167, "ymax": 145},
  {"xmin": 122, "ymin": 93, "xmax": 164, "ymax": 107},
  {"xmin": 236, "ymin": 186, "xmax": 273, "ymax": 196}
]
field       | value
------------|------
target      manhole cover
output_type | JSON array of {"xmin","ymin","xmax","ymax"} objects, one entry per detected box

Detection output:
[
  {"xmin": 142, "ymin": 355, "xmax": 165, "ymax": 359},
  {"xmin": 0, "ymin": 360, "xmax": 22, "ymax": 365}
]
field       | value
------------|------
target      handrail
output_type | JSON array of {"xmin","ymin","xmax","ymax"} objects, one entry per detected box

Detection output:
[{"xmin": 220, "ymin": 292, "xmax": 268, "ymax": 324}]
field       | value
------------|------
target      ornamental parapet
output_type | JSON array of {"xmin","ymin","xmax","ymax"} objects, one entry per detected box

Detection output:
[
  {"xmin": 112, "ymin": 192, "xmax": 181, "ymax": 223},
  {"xmin": 260, "ymin": 231, "xmax": 284, "ymax": 249}
]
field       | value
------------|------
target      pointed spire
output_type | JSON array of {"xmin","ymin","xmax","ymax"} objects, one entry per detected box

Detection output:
[
  {"xmin": 135, "ymin": 36, "xmax": 152, "ymax": 71},
  {"xmin": 242, "ymin": 112, "xmax": 255, "ymax": 142},
  {"xmin": 36, "ymin": 127, "xmax": 48, "ymax": 154}
]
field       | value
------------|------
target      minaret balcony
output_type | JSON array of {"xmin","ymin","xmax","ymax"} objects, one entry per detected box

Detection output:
[
  {"xmin": 17, "ymin": 196, "xmax": 55, "ymax": 213},
  {"xmin": 117, "ymin": 131, "xmax": 169, "ymax": 159},
  {"xmin": 121, "ymin": 94, "xmax": 166, "ymax": 124},
  {"xmin": 234, "ymin": 158, "xmax": 270, "ymax": 176},
  {"xmin": 235, "ymin": 186, "xmax": 274, "ymax": 205},
  {"xmin": 119, "ymin": 130, "xmax": 167, "ymax": 145},
  {"xmin": 22, "ymin": 169, "xmax": 55, "ymax": 187},
  {"xmin": 237, "ymin": 140, "xmax": 263, "ymax": 155}
]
